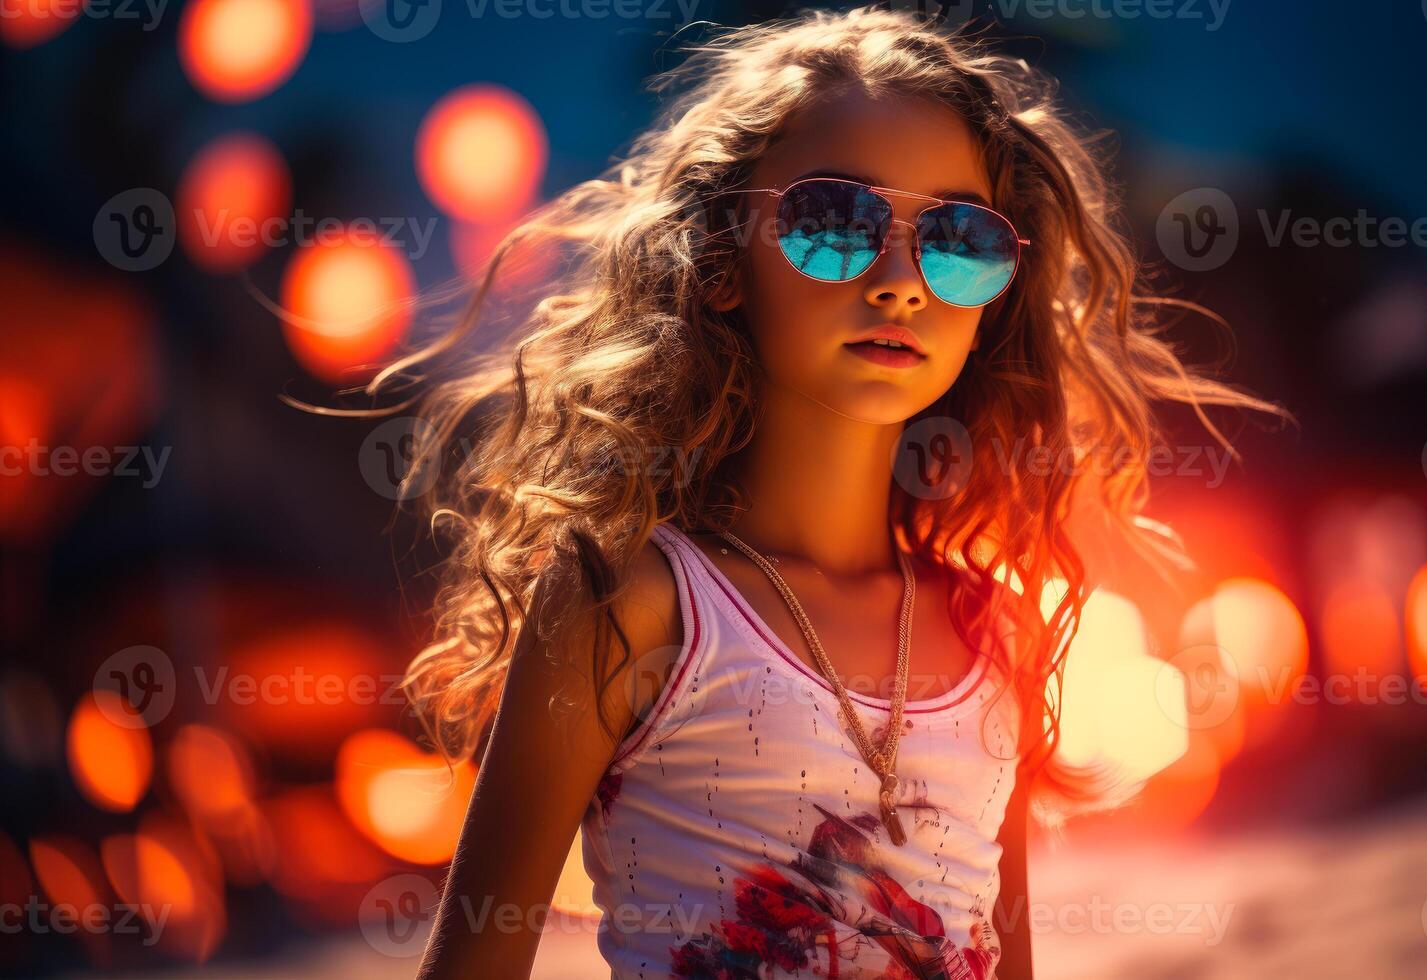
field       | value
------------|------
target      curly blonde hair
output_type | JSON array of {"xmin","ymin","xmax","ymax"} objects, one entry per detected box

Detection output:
[{"xmin": 356, "ymin": 6, "xmax": 1285, "ymax": 830}]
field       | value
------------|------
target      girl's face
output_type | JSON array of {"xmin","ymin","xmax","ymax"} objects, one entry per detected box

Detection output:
[{"xmin": 717, "ymin": 88, "xmax": 995, "ymax": 425}]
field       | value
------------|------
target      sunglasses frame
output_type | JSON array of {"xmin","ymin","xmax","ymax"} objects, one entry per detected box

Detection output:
[{"xmin": 717, "ymin": 176, "xmax": 1032, "ymax": 309}]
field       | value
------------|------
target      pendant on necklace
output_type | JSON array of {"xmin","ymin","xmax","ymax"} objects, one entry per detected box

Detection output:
[{"xmin": 879, "ymin": 772, "xmax": 908, "ymax": 846}]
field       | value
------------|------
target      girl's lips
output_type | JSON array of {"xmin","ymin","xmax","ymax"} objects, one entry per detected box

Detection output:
[{"xmin": 843, "ymin": 341, "xmax": 925, "ymax": 368}]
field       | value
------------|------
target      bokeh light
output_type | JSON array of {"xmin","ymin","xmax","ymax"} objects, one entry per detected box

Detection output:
[
  {"xmin": 167, "ymin": 724, "xmax": 259, "ymax": 828},
  {"xmin": 1408, "ymin": 564, "xmax": 1427, "ymax": 680},
  {"xmin": 66, "ymin": 691, "xmax": 153, "ymax": 813},
  {"xmin": 102, "ymin": 814, "xmax": 227, "ymax": 962},
  {"xmin": 102, "ymin": 833, "xmax": 199, "ymax": 921},
  {"xmin": 264, "ymin": 784, "xmax": 390, "ymax": 925},
  {"xmin": 179, "ymin": 0, "xmax": 312, "ymax": 103},
  {"xmin": 177, "ymin": 133, "xmax": 292, "ymax": 272},
  {"xmin": 0, "ymin": 0, "xmax": 78, "ymax": 48},
  {"xmin": 29, "ymin": 835, "xmax": 112, "ymax": 965},
  {"xmin": 1057, "ymin": 588, "xmax": 1189, "ymax": 783},
  {"xmin": 279, "ymin": 228, "xmax": 416, "ymax": 383},
  {"xmin": 1320, "ymin": 579, "xmax": 1403, "ymax": 685},
  {"xmin": 1203, "ymin": 578, "xmax": 1309, "ymax": 708},
  {"xmin": 0, "ymin": 245, "xmax": 158, "ymax": 545},
  {"xmin": 417, "ymin": 85, "xmax": 548, "ymax": 223},
  {"xmin": 336, "ymin": 728, "xmax": 475, "ymax": 865},
  {"xmin": 216, "ymin": 619, "xmax": 399, "ymax": 762},
  {"xmin": 450, "ymin": 210, "xmax": 561, "ymax": 293}
]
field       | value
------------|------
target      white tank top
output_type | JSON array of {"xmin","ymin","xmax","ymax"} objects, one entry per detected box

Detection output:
[{"xmin": 581, "ymin": 522, "xmax": 1022, "ymax": 979}]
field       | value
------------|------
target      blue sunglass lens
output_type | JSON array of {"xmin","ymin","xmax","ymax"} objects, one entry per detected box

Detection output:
[
  {"xmin": 916, "ymin": 203, "xmax": 1019, "ymax": 307},
  {"xmin": 776, "ymin": 182, "xmax": 891, "ymax": 282}
]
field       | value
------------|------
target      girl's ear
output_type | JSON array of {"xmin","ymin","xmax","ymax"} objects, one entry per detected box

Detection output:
[{"xmin": 707, "ymin": 264, "xmax": 742, "ymax": 312}]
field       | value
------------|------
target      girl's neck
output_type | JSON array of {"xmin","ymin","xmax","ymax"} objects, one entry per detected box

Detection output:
[{"xmin": 720, "ymin": 383, "xmax": 904, "ymax": 578}]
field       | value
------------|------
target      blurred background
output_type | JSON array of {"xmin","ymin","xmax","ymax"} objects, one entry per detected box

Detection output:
[{"xmin": 3, "ymin": 0, "xmax": 1427, "ymax": 977}]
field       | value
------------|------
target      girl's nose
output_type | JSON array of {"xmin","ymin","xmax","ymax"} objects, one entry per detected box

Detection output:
[{"xmin": 863, "ymin": 219, "xmax": 926, "ymax": 312}]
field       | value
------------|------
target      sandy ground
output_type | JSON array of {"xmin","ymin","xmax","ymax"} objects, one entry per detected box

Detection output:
[{"xmin": 70, "ymin": 794, "xmax": 1427, "ymax": 979}]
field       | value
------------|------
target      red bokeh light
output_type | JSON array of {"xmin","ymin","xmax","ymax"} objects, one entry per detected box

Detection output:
[
  {"xmin": 0, "ymin": 0, "xmax": 78, "ymax": 48},
  {"xmin": 417, "ymin": 85, "xmax": 547, "ymax": 223},
  {"xmin": 1320, "ymin": 579, "xmax": 1404, "ymax": 685},
  {"xmin": 179, "ymin": 0, "xmax": 312, "ymax": 103},
  {"xmin": 177, "ymin": 133, "xmax": 292, "ymax": 272},
  {"xmin": 450, "ymin": 210, "xmax": 561, "ymax": 293},
  {"xmin": 167, "ymin": 724, "xmax": 259, "ymax": 828},
  {"xmin": 279, "ymin": 227, "xmax": 416, "ymax": 383},
  {"xmin": 1409, "ymin": 565, "xmax": 1427, "ymax": 680},
  {"xmin": 336, "ymin": 728, "xmax": 476, "ymax": 865},
  {"xmin": 102, "ymin": 814, "xmax": 227, "ymax": 962},
  {"xmin": 0, "ymin": 244, "xmax": 158, "ymax": 547},
  {"xmin": 215, "ymin": 619, "xmax": 401, "ymax": 761},
  {"xmin": 29, "ymin": 835, "xmax": 113, "ymax": 966},
  {"xmin": 264, "ymin": 784, "xmax": 391, "ymax": 925},
  {"xmin": 66, "ymin": 691, "xmax": 153, "ymax": 813}
]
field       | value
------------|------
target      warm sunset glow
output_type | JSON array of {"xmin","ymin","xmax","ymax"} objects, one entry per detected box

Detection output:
[
  {"xmin": 1160, "ymin": 628, "xmax": 1247, "ymax": 766},
  {"xmin": 1205, "ymin": 578, "xmax": 1309, "ymax": 708},
  {"xmin": 177, "ymin": 133, "xmax": 292, "ymax": 271},
  {"xmin": 1056, "ymin": 588, "xmax": 1189, "ymax": 783},
  {"xmin": 1407, "ymin": 565, "xmax": 1427, "ymax": 679},
  {"xmin": 279, "ymin": 229, "xmax": 415, "ymax": 383},
  {"xmin": 336, "ymin": 728, "xmax": 476, "ymax": 865},
  {"xmin": 179, "ymin": 0, "xmax": 312, "ymax": 103},
  {"xmin": 1119, "ymin": 734, "xmax": 1222, "ymax": 836},
  {"xmin": 417, "ymin": 85, "xmax": 548, "ymax": 222},
  {"xmin": 66, "ymin": 691, "xmax": 153, "ymax": 812},
  {"xmin": 552, "ymin": 829, "xmax": 598, "ymax": 917},
  {"xmin": 1320, "ymin": 579, "xmax": 1403, "ymax": 683}
]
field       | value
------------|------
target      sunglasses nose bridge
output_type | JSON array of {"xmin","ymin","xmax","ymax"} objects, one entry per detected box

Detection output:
[{"xmin": 881, "ymin": 217, "xmax": 923, "ymax": 260}]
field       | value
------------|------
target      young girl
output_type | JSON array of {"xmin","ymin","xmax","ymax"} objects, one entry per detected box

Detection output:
[{"xmin": 377, "ymin": 8, "xmax": 1279, "ymax": 978}]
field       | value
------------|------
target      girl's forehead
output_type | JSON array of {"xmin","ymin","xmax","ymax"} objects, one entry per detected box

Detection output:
[{"xmin": 755, "ymin": 87, "xmax": 992, "ymax": 201}]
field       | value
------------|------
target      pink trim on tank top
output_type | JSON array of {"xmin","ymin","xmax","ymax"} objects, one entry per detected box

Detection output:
[
  {"xmin": 658, "ymin": 523, "xmax": 990, "ymax": 715},
  {"xmin": 606, "ymin": 526, "xmax": 706, "ymax": 770}
]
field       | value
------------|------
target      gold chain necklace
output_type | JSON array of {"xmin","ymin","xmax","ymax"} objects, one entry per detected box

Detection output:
[{"xmin": 716, "ymin": 529, "xmax": 915, "ymax": 846}]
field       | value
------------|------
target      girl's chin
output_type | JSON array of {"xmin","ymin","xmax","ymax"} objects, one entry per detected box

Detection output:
[{"xmin": 816, "ymin": 389, "xmax": 932, "ymax": 427}]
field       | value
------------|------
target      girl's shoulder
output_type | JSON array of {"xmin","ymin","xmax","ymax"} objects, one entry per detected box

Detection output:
[
  {"xmin": 619, "ymin": 533, "xmax": 684, "ymax": 651},
  {"xmin": 604, "ymin": 532, "xmax": 688, "ymax": 724}
]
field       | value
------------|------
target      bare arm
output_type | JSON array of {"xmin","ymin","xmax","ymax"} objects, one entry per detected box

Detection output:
[
  {"xmin": 993, "ymin": 769, "xmax": 1033, "ymax": 980},
  {"xmin": 415, "ymin": 542, "xmax": 681, "ymax": 980}
]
